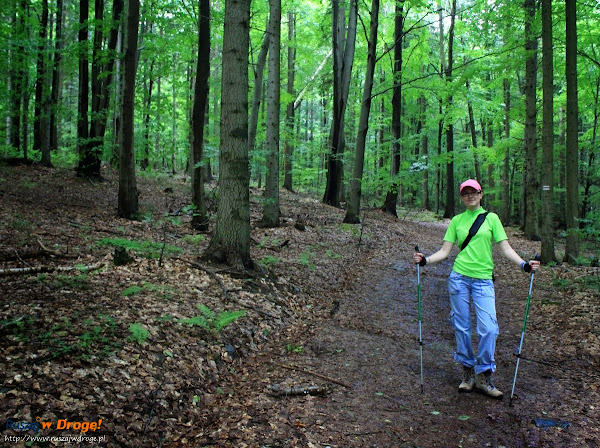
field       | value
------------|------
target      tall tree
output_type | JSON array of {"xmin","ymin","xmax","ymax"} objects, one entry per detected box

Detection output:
[
  {"xmin": 523, "ymin": 0, "xmax": 539, "ymax": 239},
  {"xmin": 248, "ymin": 30, "xmax": 270, "ymax": 155},
  {"xmin": 564, "ymin": 0, "xmax": 579, "ymax": 262},
  {"xmin": 117, "ymin": 0, "xmax": 140, "ymax": 218},
  {"xmin": 323, "ymin": 0, "xmax": 357, "ymax": 207},
  {"xmin": 205, "ymin": 0, "xmax": 252, "ymax": 269},
  {"xmin": 191, "ymin": 0, "xmax": 210, "ymax": 231},
  {"xmin": 283, "ymin": 10, "xmax": 296, "ymax": 192},
  {"xmin": 344, "ymin": 0, "xmax": 379, "ymax": 223},
  {"xmin": 261, "ymin": 0, "xmax": 281, "ymax": 227},
  {"xmin": 34, "ymin": 0, "xmax": 51, "ymax": 165},
  {"xmin": 76, "ymin": 0, "xmax": 90, "ymax": 176},
  {"xmin": 540, "ymin": 0, "xmax": 556, "ymax": 263},
  {"xmin": 443, "ymin": 0, "xmax": 457, "ymax": 219},
  {"xmin": 49, "ymin": 0, "xmax": 64, "ymax": 153},
  {"xmin": 382, "ymin": 0, "xmax": 404, "ymax": 216}
]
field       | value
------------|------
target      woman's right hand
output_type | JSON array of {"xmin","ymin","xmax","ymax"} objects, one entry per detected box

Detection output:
[{"xmin": 413, "ymin": 252, "xmax": 425, "ymax": 265}]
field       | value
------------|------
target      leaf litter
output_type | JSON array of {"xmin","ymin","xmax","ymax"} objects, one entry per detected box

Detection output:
[{"xmin": 0, "ymin": 165, "xmax": 599, "ymax": 447}]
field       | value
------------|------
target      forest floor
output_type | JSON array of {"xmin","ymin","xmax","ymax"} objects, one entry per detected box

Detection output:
[{"xmin": 1, "ymin": 164, "xmax": 599, "ymax": 448}]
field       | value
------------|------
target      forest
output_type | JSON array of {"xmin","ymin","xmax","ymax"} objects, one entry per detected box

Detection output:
[{"xmin": 1, "ymin": 0, "xmax": 600, "ymax": 446}]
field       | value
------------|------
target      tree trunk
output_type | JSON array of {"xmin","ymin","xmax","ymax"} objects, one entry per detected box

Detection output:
[
  {"xmin": 248, "ymin": 29, "xmax": 269, "ymax": 154},
  {"xmin": 261, "ymin": 0, "xmax": 281, "ymax": 228},
  {"xmin": 344, "ymin": 0, "xmax": 379, "ymax": 224},
  {"xmin": 117, "ymin": 0, "xmax": 139, "ymax": 219},
  {"xmin": 523, "ymin": 0, "xmax": 539, "ymax": 239},
  {"xmin": 502, "ymin": 77, "xmax": 511, "ymax": 223},
  {"xmin": 323, "ymin": 0, "xmax": 357, "ymax": 207},
  {"xmin": 580, "ymin": 76, "xmax": 599, "ymax": 225},
  {"xmin": 564, "ymin": 0, "xmax": 579, "ymax": 262},
  {"xmin": 382, "ymin": 1, "xmax": 404, "ymax": 217},
  {"xmin": 76, "ymin": 0, "xmax": 90, "ymax": 176},
  {"xmin": 49, "ymin": 0, "xmax": 63, "ymax": 152},
  {"xmin": 540, "ymin": 0, "xmax": 556, "ymax": 263},
  {"xmin": 443, "ymin": 0, "xmax": 456, "ymax": 219},
  {"xmin": 204, "ymin": 0, "xmax": 252, "ymax": 270},
  {"xmin": 466, "ymin": 79, "xmax": 480, "ymax": 183},
  {"xmin": 141, "ymin": 58, "xmax": 154, "ymax": 171},
  {"xmin": 191, "ymin": 0, "xmax": 210, "ymax": 231},
  {"xmin": 283, "ymin": 11, "xmax": 296, "ymax": 192},
  {"xmin": 34, "ymin": 0, "xmax": 51, "ymax": 166}
]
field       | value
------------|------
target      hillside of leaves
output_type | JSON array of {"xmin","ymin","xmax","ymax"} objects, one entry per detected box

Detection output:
[{"xmin": 1, "ymin": 164, "xmax": 599, "ymax": 447}]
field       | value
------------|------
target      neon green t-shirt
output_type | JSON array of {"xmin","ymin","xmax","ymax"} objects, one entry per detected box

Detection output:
[{"xmin": 443, "ymin": 208, "xmax": 508, "ymax": 280}]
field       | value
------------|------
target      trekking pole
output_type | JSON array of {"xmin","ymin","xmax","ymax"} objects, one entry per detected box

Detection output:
[
  {"xmin": 415, "ymin": 245, "xmax": 424, "ymax": 394},
  {"xmin": 509, "ymin": 255, "xmax": 540, "ymax": 406}
]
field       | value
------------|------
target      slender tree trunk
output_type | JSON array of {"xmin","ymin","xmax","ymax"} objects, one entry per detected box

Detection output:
[
  {"xmin": 540, "ymin": 0, "xmax": 556, "ymax": 263},
  {"xmin": 35, "ymin": 0, "xmax": 52, "ymax": 165},
  {"xmin": 564, "ymin": 0, "xmax": 579, "ymax": 262},
  {"xmin": 443, "ymin": 0, "xmax": 456, "ymax": 219},
  {"xmin": 419, "ymin": 94, "xmax": 429, "ymax": 210},
  {"xmin": 382, "ymin": 1, "xmax": 404, "ymax": 216},
  {"xmin": 205, "ymin": 0, "xmax": 252, "ymax": 270},
  {"xmin": 248, "ymin": 29, "xmax": 269, "ymax": 154},
  {"xmin": 141, "ymin": 58, "xmax": 154, "ymax": 171},
  {"xmin": 466, "ymin": 79, "xmax": 480, "ymax": 182},
  {"xmin": 323, "ymin": 0, "xmax": 357, "ymax": 207},
  {"xmin": 581, "ymin": 76, "xmax": 599, "ymax": 225},
  {"xmin": 117, "ymin": 0, "xmax": 139, "ymax": 219},
  {"xmin": 76, "ymin": 0, "xmax": 90, "ymax": 176},
  {"xmin": 261, "ymin": 0, "xmax": 281, "ymax": 227},
  {"xmin": 171, "ymin": 53, "xmax": 178, "ymax": 174},
  {"xmin": 502, "ymin": 77, "xmax": 511, "ymax": 223},
  {"xmin": 283, "ymin": 11, "xmax": 296, "ymax": 192},
  {"xmin": 191, "ymin": 0, "xmax": 210, "ymax": 231},
  {"xmin": 344, "ymin": 0, "xmax": 379, "ymax": 223},
  {"xmin": 523, "ymin": 0, "xmax": 539, "ymax": 239},
  {"xmin": 50, "ymin": 0, "xmax": 63, "ymax": 152}
]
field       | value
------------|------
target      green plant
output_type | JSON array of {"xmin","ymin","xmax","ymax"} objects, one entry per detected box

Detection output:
[
  {"xmin": 122, "ymin": 285, "xmax": 144, "ymax": 296},
  {"xmin": 325, "ymin": 249, "xmax": 341, "ymax": 259},
  {"xmin": 9, "ymin": 218, "xmax": 33, "ymax": 230},
  {"xmin": 286, "ymin": 344, "xmax": 304, "ymax": 353},
  {"xmin": 180, "ymin": 304, "xmax": 246, "ymax": 333},
  {"xmin": 299, "ymin": 252, "xmax": 315, "ymax": 270},
  {"xmin": 258, "ymin": 255, "xmax": 279, "ymax": 267},
  {"xmin": 54, "ymin": 274, "xmax": 90, "ymax": 290},
  {"xmin": 552, "ymin": 278, "xmax": 572, "ymax": 289},
  {"xmin": 183, "ymin": 234, "xmax": 206, "ymax": 244},
  {"xmin": 97, "ymin": 237, "xmax": 183, "ymax": 259},
  {"xmin": 128, "ymin": 323, "xmax": 150, "ymax": 344}
]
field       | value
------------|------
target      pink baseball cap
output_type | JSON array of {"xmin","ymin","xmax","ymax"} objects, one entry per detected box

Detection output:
[{"xmin": 460, "ymin": 179, "xmax": 482, "ymax": 193}]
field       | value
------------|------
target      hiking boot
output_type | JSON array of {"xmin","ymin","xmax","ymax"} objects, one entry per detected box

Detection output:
[
  {"xmin": 475, "ymin": 371, "xmax": 504, "ymax": 399},
  {"xmin": 458, "ymin": 367, "xmax": 475, "ymax": 393}
]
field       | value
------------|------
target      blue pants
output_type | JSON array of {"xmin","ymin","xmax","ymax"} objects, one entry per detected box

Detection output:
[{"xmin": 448, "ymin": 270, "xmax": 498, "ymax": 375}]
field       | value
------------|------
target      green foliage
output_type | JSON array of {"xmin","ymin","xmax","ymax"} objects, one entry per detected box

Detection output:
[
  {"xmin": 128, "ymin": 323, "xmax": 150, "ymax": 345},
  {"xmin": 258, "ymin": 256, "xmax": 280, "ymax": 267},
  {"xmin": 7, "ymin": 314, "xmax": 123, "ymax": 360},
  {"xmin": 183, "ymin": 234, "xmax": 206, "ymax": 244},
  {"xmin": 9, "ymin": 218, "xmax": 33, "ymax": 230},
  {"xmin": 325, "ymin": 249, "xmax": 341, "ymax": 259},
  {"xmin": 122, "ymin": 285, "xmax": 144, "ymax": 296},
  {"xmin": 285, "ymin": 344, "xmax": 304, "ymax": 353},
  {"xmin": 298, "ymin": 252, "xmax": 316, "ymax": 270},
  {"xmin": 180, "ymin": 304, "xmax": 246, "ymax": 333},
  {"xmin": 97, "ymin": 237, "xmax": 183, "ymax": 259}
]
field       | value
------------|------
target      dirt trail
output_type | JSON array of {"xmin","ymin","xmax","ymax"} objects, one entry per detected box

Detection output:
[{"xmin": 210, "ymin": 222, "xmax": 599, "ymax": 448}]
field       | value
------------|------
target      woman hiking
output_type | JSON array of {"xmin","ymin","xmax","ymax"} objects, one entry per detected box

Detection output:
[{"xmin": 413, "ymin": 179, "xmax": 540, "ymax": 399}]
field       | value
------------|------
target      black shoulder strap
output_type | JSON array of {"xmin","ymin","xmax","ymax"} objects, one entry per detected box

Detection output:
[{"xmin": 460, "ymin": 212, "xmax": 489, "ymax": 250}]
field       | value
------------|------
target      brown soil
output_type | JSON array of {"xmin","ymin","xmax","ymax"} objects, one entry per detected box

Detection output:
[{"xmin": 1, "ymin": 165, "xmax": 599, "ymax": 448}]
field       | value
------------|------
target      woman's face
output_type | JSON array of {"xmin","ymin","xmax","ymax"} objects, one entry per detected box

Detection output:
[{"xmin": 460, "ymin": 187, "xmax": 482, "ymax": 210}]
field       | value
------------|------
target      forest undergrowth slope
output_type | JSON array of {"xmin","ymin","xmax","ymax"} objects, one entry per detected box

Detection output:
[{"xmin": 0, "ymin": 165, "xmax": 598, "ymax": 447}]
